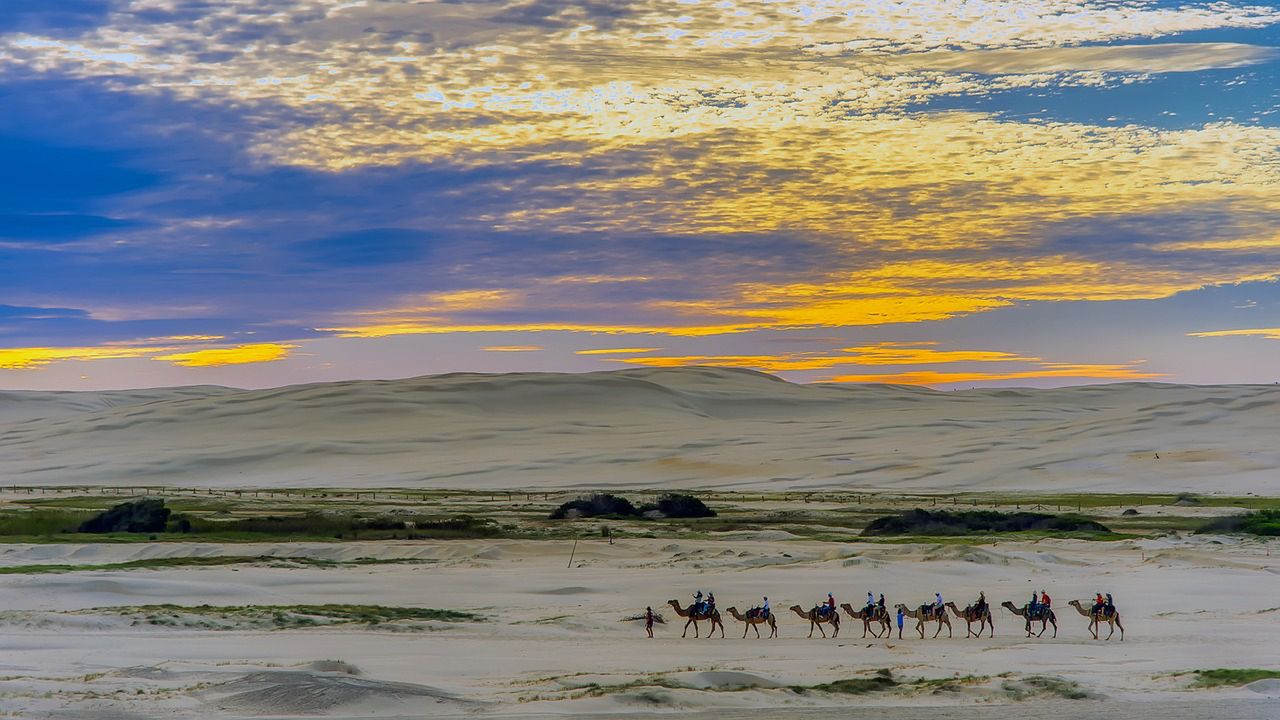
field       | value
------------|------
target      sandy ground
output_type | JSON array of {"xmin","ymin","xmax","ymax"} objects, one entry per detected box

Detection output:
[
  {"xmin": 2, "ymin": 368, "xmax": 1278, "ymax": 493},
  {"xmin": 0, "ymin": 534, "xmax": 1276, "ymax": 718}
]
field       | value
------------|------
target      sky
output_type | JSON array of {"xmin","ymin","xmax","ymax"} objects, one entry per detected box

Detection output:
[{"xmin": 2, "ymin": 0, "xmax": 1280, "ymax": 391}]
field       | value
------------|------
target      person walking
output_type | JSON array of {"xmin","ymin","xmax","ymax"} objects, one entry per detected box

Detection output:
[
  {"xmin": 645, "ymin": 606, "xmax": 655, "ymax": 638},
  {"xmin": 896, "ymin": 605, "xmax": 905, "ymax": 639}
]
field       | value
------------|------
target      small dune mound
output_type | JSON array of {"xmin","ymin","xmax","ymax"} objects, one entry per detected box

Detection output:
[
  {"xmin": 302, "ymin": 660, "xmax": 361, "ymax": 675},
  {"xmin": 205, "ymin": 670, "xmax": 472, "ymax": 716},
  {"xmin": 534, "ymin": 586, "xmax": 596, "ymax": 595},
  {"xmin": 1247, "ymin": 679, "xmax": 1280, "ymax": 697},
  {"xmin": 682, "ymin": 671, "xmax": 783, "ymax": 690},
  {"xmin": 1001, "ymin": 675, "xmax": 1093, "ymax": 701}
]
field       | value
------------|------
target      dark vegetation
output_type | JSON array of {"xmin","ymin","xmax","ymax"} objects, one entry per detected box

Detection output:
[
  {"xmin": 861, "ymin": 509, "xmax": 1111, "ymax": 537},
  {"xmin": 114, "ymin": 603, "xmax": 480, "ymax": 628},
  {"xmin": 0, "ymin": 499, "xmax": 499, "ymax": 540},
  {"xmin": 1196, "ymin": 510, "xmax": 1280, "ymax": 536},
  {"xmin": 549, "ymin": 494, "xmax": 639, "ymax": 519},
  {"xmin": 77, "ymin": 498, "xmax": 170, "ymax": 533},
  {"xmin": 549, "ymin": 493, "xmax": 716, "ymax": 520}
]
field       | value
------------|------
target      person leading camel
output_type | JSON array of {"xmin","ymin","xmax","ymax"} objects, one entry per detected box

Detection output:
[
  {"xmin": 896, "ymin": 605, "xmax": 904, "ymax": 639},
  {"xmin": 645, "ymin": 606, "xmax": 654, "ymax": 638}
]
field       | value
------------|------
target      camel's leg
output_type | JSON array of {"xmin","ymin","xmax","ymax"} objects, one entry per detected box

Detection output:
[
  {"xmin": 988, "ymin": 617, "xmax": 995, "ymax": 638},
  {"xmin": 753, "ymin": 623, "xmax": 760, "ymax": 638},
  {"xmin": 742, "ymin": 623, "xmax": 749, "ymax": 639},
  {"xmin": 1050, "ymin": 619, "xmax": 1057, "ymax": 638},
  {"xmin": 1115, "ymin": 616, "xmax": 1124, "ymax": 641},
  {"xmin": 682, "ymin": 617, "xmax": 692, "ymax": 638},
  {"xmin": 916, "ymin": 620, "xmax": 925, "ymax": 639}
]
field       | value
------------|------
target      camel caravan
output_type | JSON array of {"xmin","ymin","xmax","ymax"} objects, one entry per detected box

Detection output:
[{"xmin": 659, "ymin": 590, "xmax": 1122, "ymax": 641}]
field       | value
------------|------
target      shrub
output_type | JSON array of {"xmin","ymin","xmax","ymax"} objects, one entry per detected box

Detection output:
[
  {"xmin": 78, "ymin": 499, "xmax": 171, "ymax": 534},
  {"xmin": 1196, "ymin": 510, "xmax": 1280, "ymax": 537},
  {"xmin": 638, "ymin": 493, "xmax": 716, "ymax": 518},
  {"xmin": 549, "ymin": 494, "xmax": 639, "ymax": 519},
  {"xmin": 860, "ymin": 509, "xmax": 1110, "ymax": 536}
]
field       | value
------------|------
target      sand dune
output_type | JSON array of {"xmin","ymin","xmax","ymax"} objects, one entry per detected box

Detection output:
[{"xmin": 1, "ymin": 367, "xmax": 1277, "ymax": 492}]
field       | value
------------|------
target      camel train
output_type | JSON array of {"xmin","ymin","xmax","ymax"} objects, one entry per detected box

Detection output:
[{"xmin": 662, "ymin": 595, "xmax": 1121, "ymax": 641}]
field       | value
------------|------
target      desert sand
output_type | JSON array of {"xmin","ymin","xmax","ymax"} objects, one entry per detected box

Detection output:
[
  {"xmin": 0, "ymin": 534, "xmax": 1277, "ymax": 718},
  {"xmin": 1, "ymin": 369, "xmax": 1277, "ymax": 718},
  {"xmin": 1, "ymin": 368, "xmax": 1277, "ymax": 493}
]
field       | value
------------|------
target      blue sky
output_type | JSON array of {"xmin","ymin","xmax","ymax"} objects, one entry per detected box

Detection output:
[{"xmin": 1, "ymin": 0, "xmax": 1279, "ymax": 389}]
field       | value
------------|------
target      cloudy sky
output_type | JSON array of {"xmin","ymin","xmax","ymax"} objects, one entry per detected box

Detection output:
[{"xmin": 2, "ymin": 0, "xmax": 1279, "ymax": 390}]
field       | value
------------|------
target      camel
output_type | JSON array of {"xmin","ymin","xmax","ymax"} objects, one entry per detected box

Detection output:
[
  {"xmin": 1068, "ymin": 600, "xmax": 1124, "ymax": 641},
  {"xmin": 726, "ymin": 607, "xmax": 778, "ymax": 638},
  {"xmin": 789, "ymin": 605, "xmax": 840, "ymax": 638},
  {"xmin": 840, "ymin": 603, "xmax": 891, "ymax": 638},
  {"xmin": 1001, "ymin": 601, "xmax": 1057, "ymax": 638},
  {"xmin": 895, "ymin": 603, "xmax": 952, "ymax": 638},
  {"xmin": 667, "ymin": 599, "xmax": 724, "ymax": 639},
  {"xmin": 945, "ymin": 601, "xmax": 994, "ymax": 638}
]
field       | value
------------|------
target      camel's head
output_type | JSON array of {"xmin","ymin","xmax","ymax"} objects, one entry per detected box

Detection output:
[
  {"xmin": 1068, "ymin": 599, "xmax": 1084, "ymax": 607},
  {"xmin": 789, "ymin": 605, "xmax": 804, "ymax": 612},
  {"xmin": 894, "ymin": 603, "xmax": 907, "ymax": 611},
  {"xmin": 1001, "ymin": 601, "xmax": 1017, "ymax": 609}
]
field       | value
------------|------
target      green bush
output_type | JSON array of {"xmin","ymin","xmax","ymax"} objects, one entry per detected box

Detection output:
[
  {"xmin": 549, "ymin": 494, "xmax": 638, "ymax": 519},
  {"xmin": 639, "ymin": 494, "xmax": 716, "ymax": 518},
  {"xmin": 1196, "ymin": 510, "xmax": 1280, "ymax": 536},
  {"xmin": 78, "ymin": 499, "xmax": 170, "ymax": 533}
]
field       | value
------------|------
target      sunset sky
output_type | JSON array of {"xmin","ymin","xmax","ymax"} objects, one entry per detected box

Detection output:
[{"xmin": 2, "ymin": 0, "xmax": 1279, "ymax": 390}]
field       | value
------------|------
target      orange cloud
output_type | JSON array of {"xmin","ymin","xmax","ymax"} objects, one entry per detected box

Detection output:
[
  {"xmin": 0, "ymin": 345, "xmax": 172, "ymax": 370},
  {"xmin": 1187, "ymin": 327, "xmax": 1280, "ymax": 340},
  {"xmin": 481, "ymin": 345, "xmax": 544, "ymax": 352},
  {"xmin": 575, "ymin": 347, "xmax": 663, "ymax": 355},
  {"xmin": 827, "ymin": 364, "xmax": 1163, "ymax": 386},
  {"xmin": 151, "ymin": 343, "xmax": 297, "ymax": 367},
  {"xmin": 607, "ymin": 344, "xmax": 1040, "ymax": 371}
]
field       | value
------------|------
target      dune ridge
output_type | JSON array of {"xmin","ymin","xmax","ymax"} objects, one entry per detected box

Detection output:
[{"xmin": 0, "ymin": 367, "xmax": 1276, "ymax": 493}]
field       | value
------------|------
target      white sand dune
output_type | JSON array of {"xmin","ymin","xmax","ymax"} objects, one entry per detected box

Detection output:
[{"xmin": 1, "ymin": 367, "xmax": 1277, "ymax": 493}]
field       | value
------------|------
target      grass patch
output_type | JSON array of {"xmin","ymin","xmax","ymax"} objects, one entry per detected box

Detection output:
[
  {"xmin": 102, "ymin": 603, "xmax": 480, "ymax": 629},
  {"xmin": 1189, "ymin": 669, "xmax": 1280, "ymax": 688},
  {"xmin": 1196, "ymin": 510, "xmax": 1280, "ymax": 537},
  {"xmin": 0, "ymin": 503, "xmax": 503, "ymax": 543},
  {"xmin": 0, "ymin": 555, "xmax": 435, "ymax": 575},
  {"xmin": 862, "ymin": 509, "xmax": 1111, "ymax": 537},
  {"xmin": 1002, "ymin": 675, "xmax": 1089, "ymax": 700},
  {"xmin": 0, "ymin": 509, "xmax": 96, "ymax": 536},
  {"xmin": 792, "ymin": 669, "xmax": 898, "ymax": 695}
]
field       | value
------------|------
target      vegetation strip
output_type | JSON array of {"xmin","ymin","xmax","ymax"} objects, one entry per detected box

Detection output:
[
  {"xmin": 85, "ymin": 603, "xmax": 481, "ymax": 628},
  {"xmin": 1188, "ymin": 669, "xmax": 1280, "ymax": 687},
  {"xmin": 0, "ymin": 556, "xmax": 435, "ymax": 575}
]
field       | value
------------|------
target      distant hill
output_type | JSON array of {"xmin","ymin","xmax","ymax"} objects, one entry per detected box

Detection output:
[{"xmin": 0, "ymin": 367, "xmax": 1276, "ymax": 493}]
